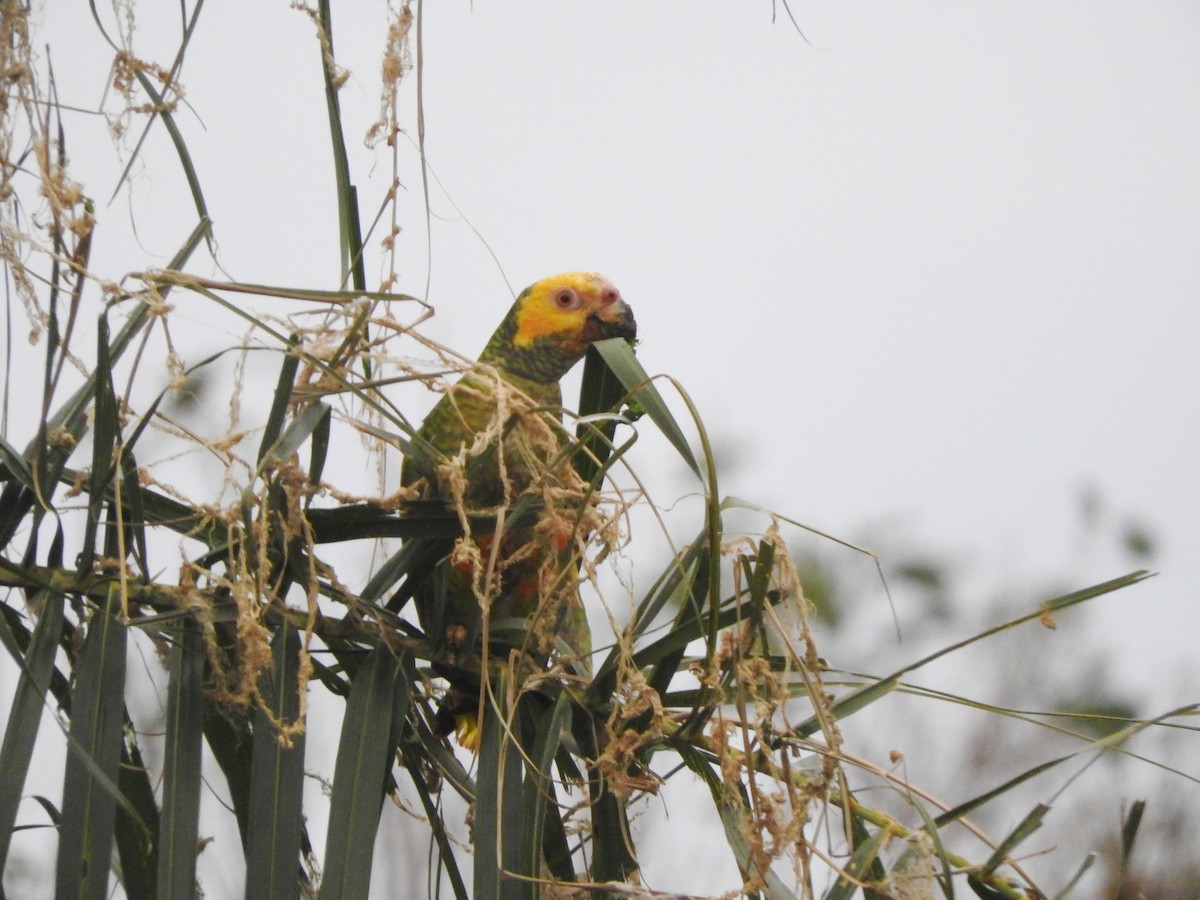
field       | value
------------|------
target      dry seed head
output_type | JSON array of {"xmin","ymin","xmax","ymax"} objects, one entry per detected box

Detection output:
[{"xmin": 366, "ymin": 4, "xmax": 413, "ymax": 147}]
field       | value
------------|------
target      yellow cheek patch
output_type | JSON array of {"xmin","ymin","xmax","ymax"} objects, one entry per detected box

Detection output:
[
  {"xmin": 512, "ymin": 272, "xmax": 604, "ymax": 349},
  {"xmin": 513, "ymin": 303, "xmax": 584, "ymax": 348}
]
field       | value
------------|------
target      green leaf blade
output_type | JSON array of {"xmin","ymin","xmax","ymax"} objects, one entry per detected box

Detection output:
[
  {"xmin": 55, "ymin": 599, "xmax": 128, "ymax": 900},
  {"xmin": 156, "ymin": 617, "xmax": 206, "ymax": 900},
  {"xmin": 321, "ymin": 646, "xmax": 407, "ymax": 900},
  {"xmin": 0, "ymin": 590, "xmax": 65, "ymax": 874},
  {"xmin": 244, "ymin": 622, "xmax": 308, "ymax": 900}
]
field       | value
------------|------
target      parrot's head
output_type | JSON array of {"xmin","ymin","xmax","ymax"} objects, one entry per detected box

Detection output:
[{"xmin": 481, "ymin": 272, "xmax": 636, "ymax": 383}]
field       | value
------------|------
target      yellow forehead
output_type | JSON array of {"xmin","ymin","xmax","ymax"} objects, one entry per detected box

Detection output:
[{"xmin": 513, "ymin": 272, "xmax": 611, "ymax": 348}]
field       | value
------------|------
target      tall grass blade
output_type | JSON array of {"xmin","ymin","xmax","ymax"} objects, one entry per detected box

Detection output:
[
  {"xmin": 0, "ymin": 587, "xmax": 64, "ymax": 874},
  {"xmin": 156, "ymin": 617, "xmax": 205, "ymax": 900},
  {"xmin": 307, "ymin": 403, "xmax": 333, "ymax": 492},
  {"xmin": 591, "ymin": 338, "xmax": 700, "ymax": 478},
  {"xmin": 315, "ymin": 0, "xmax": 366, "ymax": 290},
  {"xmin": 257, "ymin": 341, "xmax": 302, "ymax": 467},
  {"xmin": 575, "ymin": 343, "xmax": 633, "ymax": 487},
  {"xmin": 934, "ymin": 756, "xmax": 1069, "ymax": 828},
  {"xmin": 77, "ymin": 314, "xmax": 118, "ymax": 575},
  {"xmin": 55, "ymin": 593, "xmax": 128, "ymax": 900},
  {"xmin": 826, "ymin": 822, "xmax": 886, "ymax": 900},
  {"xmin": 261, "ymin": 401, "xmax": 332, "ymax": 472},
  {"xmin": 519, "ymin": 692, "xmax": 572, "ymax": 894},
  {"xmin": 0, "ymin": 435, "xmax": 36, "ymax": 493},
  {"xmin": 474, "ymin": 692, "xmax": 504, "ymax": 900},
  {"xmin": 245, "ymin": 621, "xmax": 308, "ymax": 900},
  {"xmin": 979, "ymin": 802, "xmax": 1049, "ymax": 877},
  {"xmin": 1116, "ymin": 799, "xmax": 1146, "ymax": 899},
  {"xmin": 119, "ymin": 449, "xmax": 148, "ymax": 574},
  {"xmin": 115, "ymin": 727, "xmax": 159, "ymax": 898},
  {"xmin": 322, "ymin": 645, "xmax": 407, "ymax": 900}
]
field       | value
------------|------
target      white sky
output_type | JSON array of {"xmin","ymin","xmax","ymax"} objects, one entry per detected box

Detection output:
[{"xmin": 8, "ymin": 2, "xmax": 1200, "ymax": 896}]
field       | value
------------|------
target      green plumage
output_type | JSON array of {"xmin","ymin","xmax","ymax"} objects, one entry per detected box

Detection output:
[
  {"xmin": 403, "ymin": 368, "xmax": 562, "ymax": 503},
  {"xmin": 400, "ymin": 273, "xmax": 636, "ymax": 742}
]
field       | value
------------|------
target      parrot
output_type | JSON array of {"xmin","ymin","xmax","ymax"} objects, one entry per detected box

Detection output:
[{"xmin": 400, "ymin": 272, "xmax": 637, "ymax": 746}]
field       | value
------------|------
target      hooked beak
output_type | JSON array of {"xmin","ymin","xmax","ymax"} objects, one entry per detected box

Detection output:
[{"xmin": 592, "ymin": 294, "xmax": 637, "ymax": 343}]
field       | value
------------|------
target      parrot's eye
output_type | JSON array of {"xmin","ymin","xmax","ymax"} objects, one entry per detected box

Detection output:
[{"xmin": 554, "ymin": 289, "xmax": 579, "ymax": 309}]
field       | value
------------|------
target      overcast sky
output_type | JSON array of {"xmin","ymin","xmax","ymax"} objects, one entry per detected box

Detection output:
[{"xmin": 11, "ymin": 2, "xmax": 1200, "ymax": 895}]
